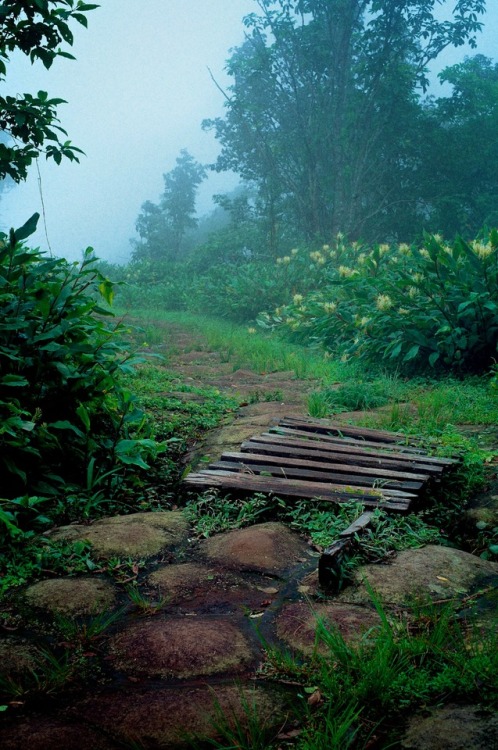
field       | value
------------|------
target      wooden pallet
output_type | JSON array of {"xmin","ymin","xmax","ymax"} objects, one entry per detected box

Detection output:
[{"xmin": 183, "ymin": 416, "xmax": 458, "ymax": 513}]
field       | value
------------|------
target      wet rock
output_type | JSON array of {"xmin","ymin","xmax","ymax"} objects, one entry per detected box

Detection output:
[
  {"xmin": 49, "ymin": 511, "xmax": 188, "ymax": 559},
  {"xmin": 0, "ymin": 637, "xmax": 39, "ymax": 676},
  {"xmin": 24, "ymin": 576, "xmax": 116, "ymax": 616},
  {"xmin": 147, "ymin": 562, "xmax": 258, "ymax": 608},
  {"xmin": 344, "ymin": 545, "xmax": 498, "ymax": 606},
  {"xmin": 401, "ymin": 705, "xmax": 498, "ymax": 750},
  {"xmin": 109, "ymin": 616, "xmax": 255, "ymax": 679},
  {"xmin": 75, "ymin": 683, "xmax": 289, "ymax": 748},
  {"xmin": 0, "ymin": 716, "xmax": 117, "ymax": 750},
  {"xmin": 276, "ymin": 601, "xmax": 381, "ymax": 655},
  {"xmin": 201, "ymin": 521, "xmax": 309, "ymax": 575}
]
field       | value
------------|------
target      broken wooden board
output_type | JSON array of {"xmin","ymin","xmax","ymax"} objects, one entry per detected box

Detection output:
[{"xmin": 183, "ymin": 416, "xmax": 458, "ymax": 513}]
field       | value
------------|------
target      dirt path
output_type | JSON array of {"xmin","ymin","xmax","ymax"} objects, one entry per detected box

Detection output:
[{"xmin": 1, "ymin": 321, "xmax": 497, "ymax": 750}]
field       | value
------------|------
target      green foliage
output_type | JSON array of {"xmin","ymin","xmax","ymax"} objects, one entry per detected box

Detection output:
[
  {"xmin": 0, "ymin": 223, "xmax": 162, "ymax": 541},
  {"xmin": 0, "ymin": 0, "xmax": 97, "ymax": 181},
  {"xmin": 260, "ymin": 596, "xmax": 498, "ymax": 749},
  {"xmin": 264, "ymin": 230, "xmax": 498, "ymax": 373}
]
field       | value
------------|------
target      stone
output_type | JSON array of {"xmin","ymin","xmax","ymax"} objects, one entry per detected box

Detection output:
[
  {"xmin": 276, "ymin": 601, "xmax": 381, "ymax": 655},
  {"xmin": 201, "ymin": 521, "xmax": 309, "ymax": 574},
  {"xmin": 24, "ymin": 576, "xmax": 116, "ymax": 616},
  {"xmin": 49, "ymin": 511, "xmax": 188, "ymax": 559},
  {"xmin": 0, "ymin": 717, "xmax": 116, "ymax": 750},
  {"xmin": 75, "ymin": 684, "xmax": 289, "ymax": 748},
  {"xmin": 401, "ymin": 705, "xmax": 498, "ymax": 750},
  {"xmin": 344, "ymin": 545, "xmax": 498, "ymax": 606},
  {"xmin": 147, "ymin": 562, "xmax": 259, "ymax": 608},
  {"xmin": 0, "ymin": 637, "xmax": 38, "ymax": 676},
  {"xmin": 109, "ymin": 616, "xmax": 255, "ymax": 679}
]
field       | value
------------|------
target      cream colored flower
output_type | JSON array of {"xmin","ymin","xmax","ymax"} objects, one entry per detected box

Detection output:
[
  {"xmin": 323, "ymin": 302, "xmax": 337, "ymax": 313},
  {"xmin": 339, "ymin": 265, "xmax": 354, "ymax": 277},
  {"xmin": 282, "ymin": 256, "xmax": 291, "ymax": 264},
  {"xmin": 376, "ymin": 294, "xmax": 393, "ymax": 311},
  {"xmin": 293, "ymin": 293, "xmax": 304, "ymax": 305},
  {"xmin": 398, "ymin": 243, "xmax": 410, "ymax": 255},
  {"xmin": 247, "ymin": 327, "xmax": 256, "ymax": 334},
  {"xmin": 398, "ymin": 308, "xmax": 409, "ymax": 315},
  {"xmin": 291, "ymin": 247, "xmax": 299, "ymax": 256},
  {"xmin": 420, "ymin": 248, "xmax": 430, "ymax": 258},
  {"xmin": 379, "ymin": 243, "xmax": 390, "ymax": 256},
  {"xmin": 322, "ymin": 244, "xmax": 330, "ymax": 251},
  {"xmin": 408, "ymin": 286, "xmax": 419, "ymax": 298},
  {"xmin": 310, "ymin": 250, "xmax": 324, "ymax": 263},
  {"xmin": 276, "ymin": 257, "xmax": 283, "ymax": 265},
  {"xmin": 472, "ymin": 241, "xmax": 493, "ymax": 259}
]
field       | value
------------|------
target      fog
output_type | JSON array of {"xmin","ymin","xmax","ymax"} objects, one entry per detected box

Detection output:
[{"xmin": 1, "ymin": 0, "xmax": 497, "ymax": 263}]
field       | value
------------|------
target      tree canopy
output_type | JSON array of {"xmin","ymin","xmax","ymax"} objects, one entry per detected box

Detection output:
[
  {"xmin": 0, "ymin": 0, "xmax": 97, "ymax": 182},
  {"xmin": 203, "ymin": 0, "xmax": 488, "ymax": 246}
]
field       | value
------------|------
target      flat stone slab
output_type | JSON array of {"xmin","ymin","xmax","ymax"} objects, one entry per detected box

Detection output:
[
  {"xmin": 24, "ymin": 576, "xmax": 117, "ymax": 617},
  {"xmin": 75, "ymin": 684, "xmax": 288, "ymax": 748},
  {"xmin": 276, "ymin": 601, "xmax": 381, "ymax": 655},
  {"xmin": 109, "ymin": 616, "xmax": 255, "ymax": 679},
  {"xmin": 49, "ymin": 511, "xmax": 188, "ymax": 559},
  {"xmin": 0, "ymin": 637, "xmax": 39, "ymax": 676},
  {"xmin": 0, "ymin": 716, "xmax": 117, "ymax": 750},
  {"xmin": 401, "ymin": 704, "xmax": 498, "ymax": 750},
  {"xmin": 345, "ymin": 545, "xmax": 498, "ymax": 605},
  {"xmin": 201, "ymin": 521, "xmax": 309, "ymax": 574},
  {"xmin": 147, "ymin": 562, "xmax": 259, "ymax": 608}
]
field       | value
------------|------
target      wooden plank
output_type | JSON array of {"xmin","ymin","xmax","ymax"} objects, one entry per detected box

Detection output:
[
  {"xmin": 339, "ymin": 511, "xmax": 374, "ymax": 537},
  {"xmin": 219, "ymin": 451, "xmax": 430, "ymax": 483},
  {"xmin": 184, "ymin": 471, "xmax": 411, "ymax": 510},
  {"xmin": 208, "ymin": 461, "xmax": 418, "ymax": 498},
  {"xmin": 269, "ymin": 426, "xmax": 441, "ymax": 458},
  {"xmin": 257, "ymin": 432, "xmax": 454, "ymax": 468},
  {"xmin": 281, "ymin": 416, "xmax": 418, "ymax": 444},
  {"xmin": 281, "ymin": 418, "xmax": 458, "ymax": 463},
  {"xmin": 242, "ymin": 438, "xmax": 445, "ymax": 475}
]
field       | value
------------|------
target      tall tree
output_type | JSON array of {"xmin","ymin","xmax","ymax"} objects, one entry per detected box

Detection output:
[
  {"xmin": 418, "ymin": 54, "xmax": 498, "ymax": 237},
  {"xmin": 0, "ymin": 1, "xmax": 97, "ymax": 182},
  {"xmin": 133, "ymin": 150, "xmax": 206, "ymax": 263},
  {"xmin": 204, "ymin": 0, "xmax": 486, "ymax": 244}
]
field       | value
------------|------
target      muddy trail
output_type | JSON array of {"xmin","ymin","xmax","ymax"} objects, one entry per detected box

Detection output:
[{"xmin": 1, "ymin": 321, "xmax": 497, "ymax": 750}]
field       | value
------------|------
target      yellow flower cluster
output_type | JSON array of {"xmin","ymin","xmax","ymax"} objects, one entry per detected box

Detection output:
[
  {"xmin": 293, "ymin": 293, "xmax": 304, "ymax": 305},
  {"xmin": 398, "ymin": 243, "xmax": 411, "ymax": 255},
  {"xmin": 310, "ymin": 250, "xmax": 326, "ymax": 264},
  {"xmin": 376, "ymin": 294, "xmax": 393, "ymax": 311},
  {"xmin": 471, "ymin": 241, "xmax": 493, "ymax": 259},
  {"xmin": 338, "ymin": 265, "xmax": 355, "ymax": 277},
  {"xmin": 276, "ymin": 255, "xmax": 291, "ymax": 265},
  {"xmin": 323, "ymin": 301, "xmax": 337, "ymax": 313}
]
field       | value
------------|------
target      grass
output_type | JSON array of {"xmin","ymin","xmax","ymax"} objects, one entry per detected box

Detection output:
[
  {"xmin": 256, "ymin": 591, "xmax": 498, "ymax": 749},
  {"xmin": 119, "ymin": 309, "xmax": 355, "ymax": 382}
]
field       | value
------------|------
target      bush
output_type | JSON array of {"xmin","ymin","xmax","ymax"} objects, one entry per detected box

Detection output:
[
  {"xmin": 0, "ymin": 216, "xmax": 161, "ymax": 539},
  {"xmin": 261, "ymin": 230, "xmax": 498, "ymax": 373}
]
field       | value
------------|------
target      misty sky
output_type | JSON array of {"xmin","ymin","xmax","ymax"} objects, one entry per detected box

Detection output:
[{"xmin": 1, "ymin": 0, "xmax": 497, "ymax": 264}]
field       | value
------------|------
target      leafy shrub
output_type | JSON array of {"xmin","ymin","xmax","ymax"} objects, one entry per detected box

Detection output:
[
  {"xmin": 261, "ymin": 230, "xmax": 498, "ymax": 373},
  {"xmin": 0, "ymin": 215, "xmax": 161, "ymax": 539}
]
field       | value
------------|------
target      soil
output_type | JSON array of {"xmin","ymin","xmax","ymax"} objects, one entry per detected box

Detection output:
[{"xmin": 1, "ymin": 321, "xmax": 496, "ymax": 749}]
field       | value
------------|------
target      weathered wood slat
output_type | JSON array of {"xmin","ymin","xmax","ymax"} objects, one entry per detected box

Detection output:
[
  {"xmin": 182, "ymin": 416, "xmax": 461, "ymax": 514},
  {"xmin": 269, "ymin": 426, "xmax": 444, "ymax": 458},
  {"xmin": 185, "ymin": 471, "xmax": 411, "ymax": 510},
  {"xmin": 241, "ymin": 438, "xmax": 445, "ymax": 475},
  {"xmin": 339, "ymin": 511, "xmax": 374, "ymax": 537},
  {"xmin": 209, "ymin": 461, "xmax": 419, "ymax": 496},
  {"xmin": 219, "ymin": 451, "xmax": 430, "ymax": 483},
  {"xmin": 280, "ymin": 416, "xmax": 419, "ymax": 443},
  {"xmin": 257, "ymin": 432, "xmax": 453, "ymax": 468}
]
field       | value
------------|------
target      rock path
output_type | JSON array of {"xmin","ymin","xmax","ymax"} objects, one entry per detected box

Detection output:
[{"xmin": 1, "ymin": 322, "xmax": 497, "ymax": 749}]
